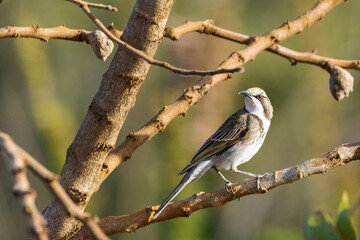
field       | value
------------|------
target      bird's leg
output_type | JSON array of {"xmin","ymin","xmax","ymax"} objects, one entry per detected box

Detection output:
[
  {"xmin": 213, "ymin": 167, "xmax": 233, "ymax": 192},
  {"xmin": 230, "ymin": 166, "xmax": 267, "ymax": 192},
  {"xmin": 230, "ymin": 168, "xmax": 258, "ymax": 178}
]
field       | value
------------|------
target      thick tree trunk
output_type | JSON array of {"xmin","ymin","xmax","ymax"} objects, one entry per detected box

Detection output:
[{"xmin": 42, "ymin": 0, "xmax": 174, "ymax": 238}]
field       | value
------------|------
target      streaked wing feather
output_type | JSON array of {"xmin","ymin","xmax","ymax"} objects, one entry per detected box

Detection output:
[{"xmin": 178, "ymin": 119, "xmax": 248, "ymax": 175}]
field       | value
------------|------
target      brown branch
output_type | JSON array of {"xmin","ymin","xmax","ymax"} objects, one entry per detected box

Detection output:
[
  {"xmin": 76, "ymin": 142, "xmax": 360, "ymax": 236},
  {"xmin": 108, "ymin": 18, "xmax": 360, "ymax": 71},
  {"xmin": 96, "ymin": 0, "xmax": 347, "ymax": 187},
  {"xmin": 0, "ymin": 135, "xmax": 48, "ymax": 240},
  {"xmin": 0, "ymin": 26, "xmax": 114, "ymax": 61},
  {"xmin": 0, "ymin": 25, "xmax": 91, "ymax": 42},
  {"xmin": 65, "ymin": 0, "xmax": 243, "ymax": 76},
  {"xmin": 0, "ymin": 132, "xmax": 109, "ymax": 240},
  {"xmin": 164, "ymin": 19, "xmax": 360, "ymax": 71},
  {"xmin": 65, "ymin": 0, "xmax": 118, "ymax": 12}
]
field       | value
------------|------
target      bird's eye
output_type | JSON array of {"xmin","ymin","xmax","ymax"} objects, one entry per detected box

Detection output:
[{"xmin": 256, "ymin": 95, "xmax": 264, "ymax": 99}]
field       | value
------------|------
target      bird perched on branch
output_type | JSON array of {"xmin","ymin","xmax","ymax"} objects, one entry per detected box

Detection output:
[{"xmin": 154, "ymin": 87, "xmax": 273, "ymax": 219}]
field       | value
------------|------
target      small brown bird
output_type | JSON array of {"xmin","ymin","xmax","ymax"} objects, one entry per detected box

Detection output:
[{"xmin": 154, "ymin": 87, "xmax": 273, "ymax": 218}]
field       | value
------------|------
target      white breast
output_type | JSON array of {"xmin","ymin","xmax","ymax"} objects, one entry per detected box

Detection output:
[{"xmin": 213, "ymin": 115, "xmax": 270, "ymax": 170}]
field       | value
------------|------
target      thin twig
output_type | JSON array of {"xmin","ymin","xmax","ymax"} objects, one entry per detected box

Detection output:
[
  {"xmin": 76, "ymin": 142, "xmax": 360, "ymax": 236},
  {"xmin": 65, "ymin": 0, "xmax": 243, "ymax": 76},
  {"xmin": 0, "ymin": 132, "xmax": 110, "ymax": 240},
  {"xmin": 0, "ymin": 136, "xmax": 48, "ymax": 240},
  {"xmin": 164, "ymin": 19, "xmax": 360, "ymax": 70},
  {"xmin": 65, "ymin": 0, "xmax": 118, "ymax": 12}
]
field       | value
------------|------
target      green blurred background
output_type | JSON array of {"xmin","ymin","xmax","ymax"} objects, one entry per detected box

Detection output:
[{"xmin": 0, "ymin": 0, "xmax": 359, "ymax": 239}]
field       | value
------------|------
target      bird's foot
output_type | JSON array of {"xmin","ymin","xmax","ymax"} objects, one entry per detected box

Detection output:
[
  {"xmin": 255, "ymin": 173, "xmax": 269, "ymax": 193},
  {"xmin": 225, "ymin": 181, "xmax": 235, "ymax": 194}
]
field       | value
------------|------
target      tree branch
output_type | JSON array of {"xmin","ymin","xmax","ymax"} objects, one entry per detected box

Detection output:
[
  {"xmin": 0, "ymin": 132, "xmax": 109, "ymax": 240},
  {"xmin": 65, "ymin": 0, "xmax": 243, "ymax": 76},
  {"xmin": 7, "ymin": 17, "xmax": 357, "ymax": 73},
  {"xmin": 164, "ymin": 19, "xmax": 360, "ymax": 71},
  {"xmin": 0, "ymin": 25, "xmax": 90, "ymax": 42},
  {"xmin": 96, "ymin": 0, "xmax": 348, "ymax": 187},
  {"xmin": 0, "ymin": 134, "xmax": 48, "ymax": 240},
  {"xmin": 0, "ymin": 26, "xmax": 114, "ymax": 61},
  {"xmin": 76, "ymin": 142, "xmax": 360, "ymax": 236}
]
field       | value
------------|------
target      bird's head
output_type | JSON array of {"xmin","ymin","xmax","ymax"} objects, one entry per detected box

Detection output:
[{"xmin": 239, "ymin": 87, "xmax": 273, "ymax": 121}]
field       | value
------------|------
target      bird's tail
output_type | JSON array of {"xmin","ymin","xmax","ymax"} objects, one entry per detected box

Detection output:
[
  {"xmin": 154, "ymin": 160, "xmax": 213, "ymax": 219},
  {"xmin": 154, "ymin": 172, "xmax": 191, "ymax": 219}
]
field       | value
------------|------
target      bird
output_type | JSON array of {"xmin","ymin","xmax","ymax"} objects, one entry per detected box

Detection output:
[{"xmin": 153, "ymin": 87, "xmax": 273, "ymax": 219}]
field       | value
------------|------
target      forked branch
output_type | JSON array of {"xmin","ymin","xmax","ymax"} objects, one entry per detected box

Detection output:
[
  {"xmin": 65, "ymin": 0, "xmax": 243, "ymax": 76},
  {"xmin": 0, "ymin": 135, "xmax": 48, "ymax": 240},
  {"xmin": 0, "ymin": 132, "xmax": 109, "ymax": 240},
  {"xmin": 164, "ymin": 19, "xmax": 360, "ymax": 70}
]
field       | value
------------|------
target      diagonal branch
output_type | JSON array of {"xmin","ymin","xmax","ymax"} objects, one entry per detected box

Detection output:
[
  {"xmin": 76, "ymin": 142, "xmax": 360, "ymax": 236},
  {"xmin": 0, "ymin": 135, "xmax": 48, "ymax": 240},
  {"xmin": 96, "ymin": 0, "xmax": 348, "ymax": 188},
  {"xmin": 164, "ymin": 19, "xmax": 360, "ymax": 71},
  {"xmin": 65, "ymin": 0, "xmax": 243, "ymax": 76},
  {"xmin": 0, "ymin": 132, "xmax": 110, "ymax": 240}
]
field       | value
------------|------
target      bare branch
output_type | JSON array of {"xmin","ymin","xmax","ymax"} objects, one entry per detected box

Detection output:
[
  {"xmin": 0, "ymin": 26, "xmax": 114, "ymax": 61},
  {"xmin": 65, "ymin": 0, "xmax": 118, "ymax": 12},
  {"xmin": 0, "ymin": 135, "xmax": 48, "ymax": 240},
  {"xmin": 9, "ymin": 17, "xmax": 357, "ymax": 73},
  {"xmin": 76, "ymin": 142, "xmax": 360, "ymax": 236},
  {"xmin": 65, "ymin": 0, "xmax": 243, "ymax": 76},
  {"xmin": 97, "ymin": 0, "xmax": 348, "ymax": 186},
  {"xmin": 164, "ymin": 19, "xmax": 360, "ymax": 71},
  {"xmin": 0, "ymin": 25, "xmax": 90, "ymax": 42},
  {"xmin": 0, "ymin": 132, "xmax": 109, "ymax": 240}
]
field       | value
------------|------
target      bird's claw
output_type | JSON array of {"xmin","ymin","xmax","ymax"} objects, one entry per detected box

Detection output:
[
  {"xmin": 255, "ymin": 173, "xmax": 269, "ymax": 192},
  {"xmin": 225, "ymin": 181, "xmax": 234, "ymax": 194}
]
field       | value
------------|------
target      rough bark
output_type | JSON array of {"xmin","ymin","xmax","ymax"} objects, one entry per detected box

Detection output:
[{"xmin": 42, "ymin": 0, "xmax": 174, "ymax": 239}]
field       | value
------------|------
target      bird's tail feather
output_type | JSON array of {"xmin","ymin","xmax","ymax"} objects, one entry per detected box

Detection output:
[
  {"xmin": 154, "ymin": 160, "xmax": 213, "ymax": 219},
  {"xmin": 154, "ymin": 172, "xmax": 191, "ymax": 219}
]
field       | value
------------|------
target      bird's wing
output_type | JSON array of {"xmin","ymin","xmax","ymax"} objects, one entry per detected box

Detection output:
[{"xmin": 178, "ymin": 109, "xmax": 249, "ymax": 175}]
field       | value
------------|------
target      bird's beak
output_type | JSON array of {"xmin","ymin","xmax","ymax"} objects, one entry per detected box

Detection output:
[{"xmin": 238, "ymin": 90, "xmax": 251, "ymax": 97}]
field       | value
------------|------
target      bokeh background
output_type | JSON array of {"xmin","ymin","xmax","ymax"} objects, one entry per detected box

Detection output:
[{"xmin": 0, "ymin": 0, "xmax": 359, "ymax": 239}]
